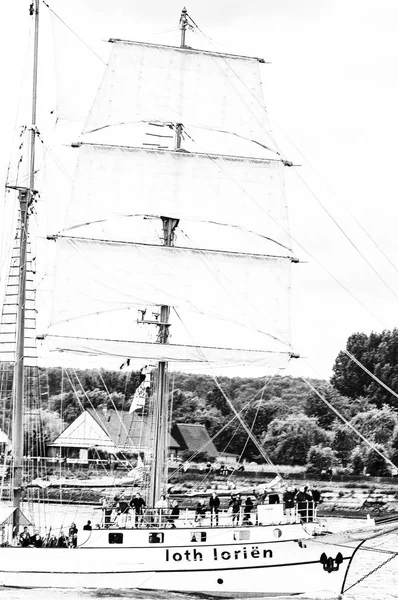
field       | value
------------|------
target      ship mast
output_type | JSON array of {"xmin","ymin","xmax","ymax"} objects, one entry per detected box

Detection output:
[
  {"xmin": 180, "ymin": 7, "xmax": 188, "ymax": 48},
  {"xmin": 12, "ymin": 0, "xmax": 40, "ymax": 532},
  {"xmin": 148, "ymin": 9, "xmax": 186, "ymax": 507}
]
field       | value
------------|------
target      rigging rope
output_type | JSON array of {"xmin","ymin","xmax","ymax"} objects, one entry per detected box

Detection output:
[
  {"xmin": 70, "ymin": 368, "xmax": 137, "ymax": 468},
  {"xmin": 42, "ymin": 1, "xmax": 107, "ymax": 65},
  {"xmin": 181, "ymin": 122, "xmax": 387, "ymax": 332},
  {"xmin": 301, "ymin": 370, "xmax": 397, "ymax": 472},
  {"xmin": 171, "ymin": 307, "xmax": 281, "ymax": 474},
  {"xmin": 183, "ymin": 15, "xmax": 398, "ymax": 335},
  {"xmin": 167, "ymin": 381, "xmax": 274, "ymax": 480},
  {"xmin": 292, "ymin": 166, "xmax": 398, "ymax": 305},
  {"xmin": 344, "ymin": 550, "xmax": 398, "ymax": 593},
  {"xmin": 343, "ymin": 348, "xmax": 398, "ymax": 402},
  {"xmin": 185, "ymin": 11, "xmax": 281, "ymax": 160},
  {"xmin": 271, "ymin": 118, "xmax": 398, "ymax": 281},
  {"xmin": 177, "ymin": 227, "xmax": 291, "ymax": 349}
]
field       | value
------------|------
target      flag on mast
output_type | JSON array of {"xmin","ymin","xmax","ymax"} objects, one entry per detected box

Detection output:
[{"xmin": 129, "ymin": 365, "xmax": 151, "ymax": 413}]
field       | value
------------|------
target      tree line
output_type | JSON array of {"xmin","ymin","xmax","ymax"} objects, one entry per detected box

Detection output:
[{"xmin": 2, "ymin": 328, "xmax": 398, "ymax": 476}]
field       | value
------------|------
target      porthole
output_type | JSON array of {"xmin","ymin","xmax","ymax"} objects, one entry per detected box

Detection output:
[
  {"xmin": 233, "ymin": 530, "xmax": 250, "ymax": 541},
  {"xmin": 149, "ymin": 532, "xmax": 164, "ymax": 544},
  {"xmin": 273, "ymin": 528, "xmax": 282, "ymax": 538}
]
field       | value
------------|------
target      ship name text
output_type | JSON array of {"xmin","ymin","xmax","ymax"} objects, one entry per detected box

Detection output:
[{"xmin": 165, "ymin": 546, "xmax": 273, "ymax": 563}]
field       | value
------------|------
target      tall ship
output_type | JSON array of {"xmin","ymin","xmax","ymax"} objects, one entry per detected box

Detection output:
[{"xmin": 0, "ymin": 1, "xmax": 387, "ymax": 596}]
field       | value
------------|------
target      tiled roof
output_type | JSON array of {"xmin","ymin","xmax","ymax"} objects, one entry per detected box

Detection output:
[
  {"xmin": 87, "ymin": 409, "xmax": 179, "ymax": 449},
  {"xmin": 172, "ymin": 423, "xmax": 219, "ymax": 458}
]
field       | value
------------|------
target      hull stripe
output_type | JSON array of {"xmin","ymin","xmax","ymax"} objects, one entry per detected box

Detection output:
[{"xmin": 0, "ymin": 556, "xmax": 351, "ymax": 576}]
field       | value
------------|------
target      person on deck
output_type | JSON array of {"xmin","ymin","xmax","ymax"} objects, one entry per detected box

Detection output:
[
  {"xmin": 168, "ymin": 500, "xmax": 180, "ymax": 528},
  {"xmin": 311, "ymin": 487, "xmax": 321, "ymax": 507},
  {"xmin": 283, "ymin": 486, "xmax": 297, "ymax": 523},
  {"xmin": 102, "ymin": 496, "xmax": 113, "ymax": 527},
  {"xmin": 268, "ymin": 492, "xmax": 280, "ymax": 504},
  {"xmin": 130, "ymin": 492, "xmax": 146, "ymax": 527},
  {"xmin": 155, "ymin": 495, "xmax": 169, "ymax": 526},
  {"xmin": 83, "ymin": 520, "xmax": 92, "ymax": 531},
  {"xmin": 68, "ymin": 523, "xmax": 78, "ymax": 548},
  {"xmin": 229, "ymin": 494, "xmax": 241, "ymax": 526},
  {"xmin": 19, "ymin": 526, "xmax": 30, "ymax": 547},
  {"xmin": 31, "ymin": 531, "xmax": 43, "ymax": 548},
  {"xmin": 115, "ymin": 496, "xmax": 130, "ymax": 527},
  {"xmin": 57, "ymin": 529, "xmax": 68, "ymax": 548},
  {"xmin": 242, "ymin": 496, "xmax": 254, "ymax": 525},
  {"xmin": 295, "ymin": 487, "xmax": 312, "ymax": 522},
  {"xmin": 195, "ymin": 499, "xmax": 206, "ymax": 525},
  {"xmin": 304, "ymin": 486, "xmax": 314, "ymax": 522},
  {"xmin": 209, "ymin": 492, "xmax": 220, "ymax": 527}
]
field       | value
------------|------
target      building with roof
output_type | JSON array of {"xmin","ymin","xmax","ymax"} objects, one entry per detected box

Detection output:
[
  {"xmin": 47, "ymin": 408, "xmax": 180, "ymax": 461},
  {"xmin": 0, "ymin": 507, "xmax": 32, "ymax": 545},
  {"xmin": 171, "ymin": 423, "xmax": 219, "ymax": 459},
  {"xmin": 47, "ymin": 411, "xmax": 218, "ymax": 463}
]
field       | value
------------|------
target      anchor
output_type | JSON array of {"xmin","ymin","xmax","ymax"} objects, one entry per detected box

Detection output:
[{"xmin": 320, "ymin": 552, "xmax": 343, "ymax": 573}]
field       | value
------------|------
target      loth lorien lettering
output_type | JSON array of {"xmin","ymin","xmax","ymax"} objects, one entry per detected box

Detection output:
[{"xmin": 165, "ymin": 546, "xmax": 273, "ymax": 563}]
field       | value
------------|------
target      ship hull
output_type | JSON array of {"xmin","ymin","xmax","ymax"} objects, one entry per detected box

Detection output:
[{"xmin": 0, "ymin": 523, "xmax": 358, "ymax": 596}]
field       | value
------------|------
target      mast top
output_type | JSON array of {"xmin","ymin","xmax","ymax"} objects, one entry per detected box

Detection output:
[{"xmin": 180, "ymin": 7, "xmax": 189, "ymax": 48}]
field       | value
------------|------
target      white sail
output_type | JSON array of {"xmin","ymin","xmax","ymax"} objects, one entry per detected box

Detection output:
[
  {"xmin": 45, "ymin": 337, "xmax": 291, "ymax": 370},
  {"xmin": 38, "ymin": 32, "xmax": 295, "ymax": 374},
  {"xmin": 44, "ymin": 237, "xmax": 292, "ymax": 369},
  {"xmin": 63, "ymin": 145, "xmax": 290, "ymax": 254},
  {"xmin": 83, "ymin": 41, "xmax": 278, "ymax": 154}
]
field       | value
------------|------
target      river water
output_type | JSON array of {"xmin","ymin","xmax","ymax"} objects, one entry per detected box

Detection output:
[{"xmin": 0, "ymin": 504, "xmax": 396, "ymax": 600}]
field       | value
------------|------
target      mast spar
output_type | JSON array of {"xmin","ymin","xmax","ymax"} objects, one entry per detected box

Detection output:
[
  {"xmin": 12, "ymin": 0, "xmax": 40, "ymax": 532},
  {"xmin": 148, "ymin": 9, "xmax": 186, "ymax": 507}
]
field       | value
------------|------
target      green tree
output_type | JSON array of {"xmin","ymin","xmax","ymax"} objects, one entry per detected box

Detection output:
[
  {"xmin": 305, "ymin": 384, "xmax": 352, "ymax": 430},
  {"xmin": 263, "ymin": 414, "xmax": 331, "ymax": 465},
  {"xmin": 23, "ymin": 409, "xmax": 65, "ymax": 456},
  {"xmin": 349, "ymin": 446, "xmax": 366, "ymax": 475},
  {"xmin": 331, "ymin": 329, "xmax": 398, "ymax": 407},
  {"xmin": 389, "ymin": 428, "xmax": 398, "ymax": 468},
  {"xmin": 365, "ymin": 444, "xmax": 391, "ymax": 476},
  {"xmin": 206, "ymin": 387, "xmax": 231, "ymax": 416},
  {"xmin": 331, "ymin": 423, "xmax": 357, "ymax": 466},
  {"xmin": 51, "ymin": 389, "xmax": 126, "ymax": 424},
  {"xmin": 350, "ymin": 406, "xmax": 398, "ymax": 445},
  {"xmin": 306, "ymin": 445, "xmax": 338, "ymax": 473}
]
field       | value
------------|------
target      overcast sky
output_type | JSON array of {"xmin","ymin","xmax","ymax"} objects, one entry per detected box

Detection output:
[{"xmin": 1, "ymin": 0, "xmax": 398, "ymax": 381}]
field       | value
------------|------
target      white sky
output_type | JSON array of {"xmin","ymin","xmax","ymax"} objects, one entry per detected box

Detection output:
[{"xmin": 1, "ymin": 0, "xmax": 398, "ymax": 381}]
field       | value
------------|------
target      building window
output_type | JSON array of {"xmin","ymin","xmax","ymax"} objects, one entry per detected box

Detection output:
[
  {"xmin": 149, "ymin": 532, "xmax": 164, "ymax": 544},
  {"xmin": 109, "ymin": 533, "xmax": 123, "ymax": 544}
]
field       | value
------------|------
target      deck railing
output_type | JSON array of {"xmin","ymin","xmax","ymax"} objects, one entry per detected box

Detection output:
[{"xmin": 100, "ymin": 503, "xmax": 318, "ymax": 529}]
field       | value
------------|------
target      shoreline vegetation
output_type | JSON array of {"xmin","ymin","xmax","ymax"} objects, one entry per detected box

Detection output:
[{"xmin": 2, "ymin": 367, "xmax": 397, "ymax": 478}]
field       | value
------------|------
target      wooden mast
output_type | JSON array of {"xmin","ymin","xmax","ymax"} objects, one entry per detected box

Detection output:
[
  {"xmin": 12, "ymin": 0, "xmax": 40, "ymax": 533},
  {"xmin": 148, "ymin": 9, "xmax": 186, "ymax": 508}
]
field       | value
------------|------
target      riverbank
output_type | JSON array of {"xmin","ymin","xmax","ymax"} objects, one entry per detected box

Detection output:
[
  {"xmin": 167, "ymin": 469, "xmax": 398, "ymax": 518},
  {"xmin": 3, "ymin": 465, "xmax": 398, "ymax": 518}
]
